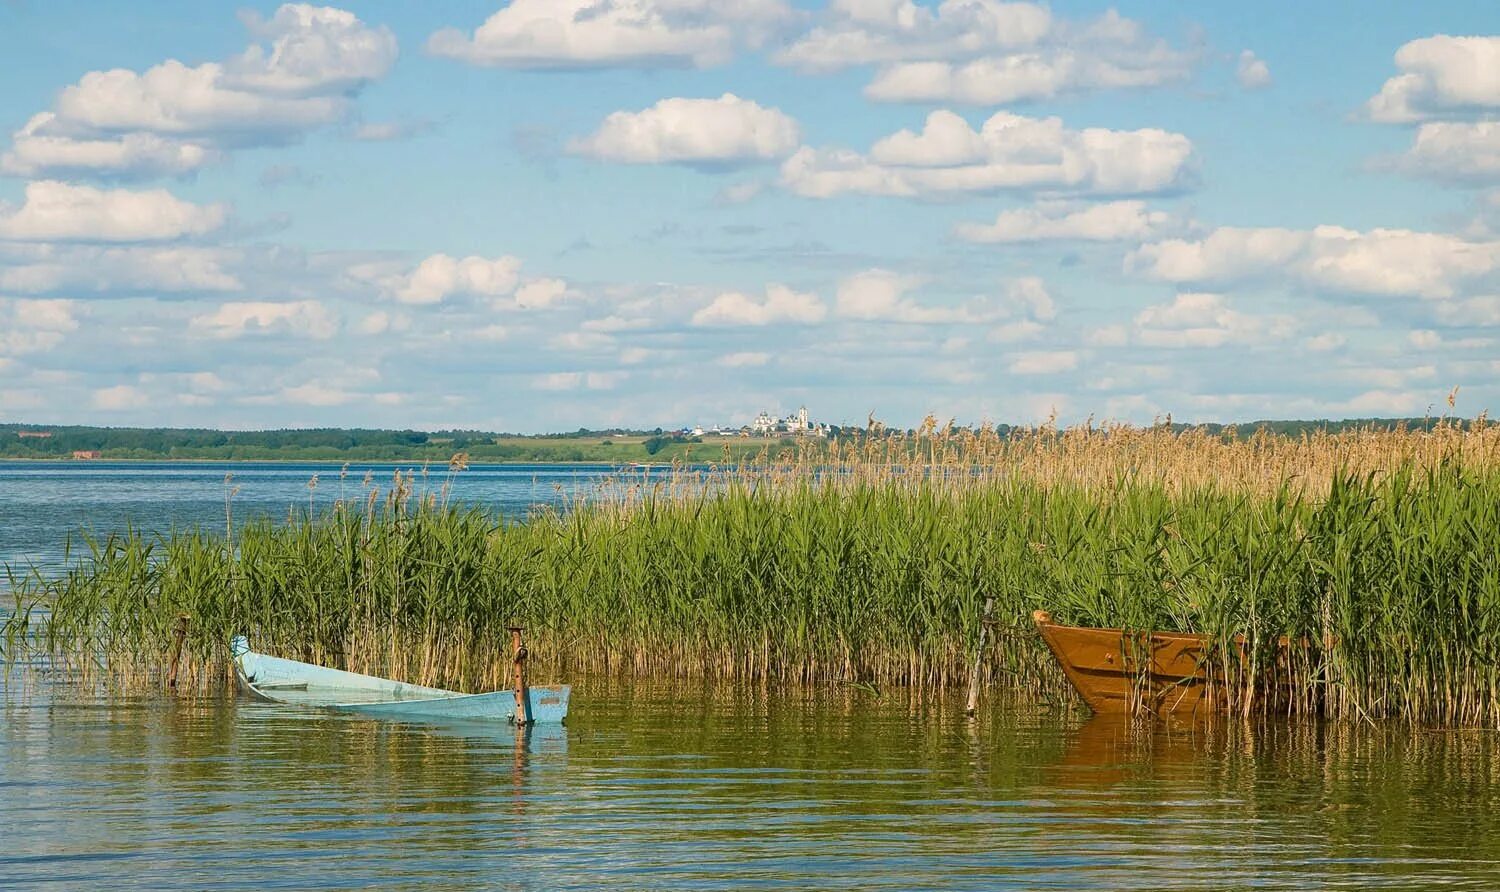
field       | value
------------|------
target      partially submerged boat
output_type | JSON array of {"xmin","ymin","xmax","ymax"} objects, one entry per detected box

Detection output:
[
  {"xmin": 231, "ymin": 635, "xmax": 570, "ymax": 724},
  {"xmin": 1032, "ymin": 610, "xmax": 1216, "ymax": 714}
]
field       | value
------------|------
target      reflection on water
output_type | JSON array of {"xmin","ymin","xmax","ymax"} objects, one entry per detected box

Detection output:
[{"xmin": 4, "ymin": 675, "xmax": 1500, "ymax": 889}]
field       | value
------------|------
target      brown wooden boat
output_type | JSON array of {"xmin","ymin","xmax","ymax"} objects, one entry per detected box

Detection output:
[{"xmin": 1032, "ymin": 610, "xmax": 1218, "ymax": 714}]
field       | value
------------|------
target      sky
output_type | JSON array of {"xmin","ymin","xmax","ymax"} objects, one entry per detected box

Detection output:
[{"xmin": 0, "ymin": 1, "xmax": 1496, "ymax": 433}]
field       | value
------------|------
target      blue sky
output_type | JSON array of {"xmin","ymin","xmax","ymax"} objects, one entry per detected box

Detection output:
[{"xmin": 0, "ymin": 1, "xmax": 1496, "ymax": 432}]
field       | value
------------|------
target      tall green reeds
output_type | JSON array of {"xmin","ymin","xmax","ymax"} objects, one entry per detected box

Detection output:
[{"xmin": 4, "ymin": 420, "xmax": 1500, "ymax": 725}]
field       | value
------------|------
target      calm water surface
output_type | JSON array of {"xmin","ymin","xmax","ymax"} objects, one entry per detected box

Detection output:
[
  {"xmin": 3, "ymin": 676, "xmax": 1500, "ymax": 889},
  {"xmin": 0, "ymin": 461, "xmax": 625, "ymax": 572}
]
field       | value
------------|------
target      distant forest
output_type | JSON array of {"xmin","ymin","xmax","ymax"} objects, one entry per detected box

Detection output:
[{"xmin": 0, "ymin": 417, "xmax": 1472, "ymax": 463}]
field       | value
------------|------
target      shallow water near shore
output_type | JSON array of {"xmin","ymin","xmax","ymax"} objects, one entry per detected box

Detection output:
[{"xmin": 5, "ymin": 670, "xmax": 1500, "ymax": 890}]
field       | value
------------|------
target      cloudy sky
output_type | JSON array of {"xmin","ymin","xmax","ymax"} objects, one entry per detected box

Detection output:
[{"xmin": 0, "ymin": 1, "xmax": 1496, "ymax": 432}]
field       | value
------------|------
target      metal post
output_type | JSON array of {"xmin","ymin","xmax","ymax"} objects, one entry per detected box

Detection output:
[
  {"xmin": 965, "ymin": 597, "xmax": 996, "ymax": 716},
  {"xmin": 510, "ymin": 626, "xmax": 531, "ymax": 725}
]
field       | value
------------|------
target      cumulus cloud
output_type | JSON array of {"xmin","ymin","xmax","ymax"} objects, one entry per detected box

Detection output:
[
  {"xmin": 189, "ymin": 300, "xmax": 338, "ymax": 339},
  {"xmin": 392, "ymin": 254, "xmax": 522, "ymax": 305},
  {"xmin": 0, "ymin": 245, "xmax": 242, "ymax": 294},
  {"xmin": 834, "ymin": 269, "xmax": 1001, "ymax": 324},
  {"xmin": 570, "ymin": 94, "xmax": 800, "ymax": 166},
  {"xmin": 0, "ymin": 297, "xmax": 80, "ymax": 355},
  {"xmin": 1365, "ymin": 36, "xmax": 1500, "ymax": 185},
  {"xmin": 780, "ymin": 5, "xmax": 1194, "ymax": 105},
  {"xmin": 1398, "ymin": 121, "xmax": 1500, "ymax": 184},
  {"xmin": 692, "ymin": 284, "xmax": 826, "ymax": 326},
  {"xmin": 0, "ymin": 180, "xmax": 226, "ymax": 242},
  {"xmin": 954, "ymin": 199, "xmax": 1172, "ymax": 243},
  {"xmin": 515, "ymin": 278, "xmax": 570, "ymax": 309},
  {"xmin": 1237, "ymin": 50, "xmax": 1271, "ymax": 89},
  {"xmin": 1131, "ymin": 292, "xmax": 1294, "ymax": 348},
  {"xmin": 1365, "ymin": 36, "xmax": 1500, "ymax": 123},
  {"xmin": 782, "ymin": 110, "xmax": 1194, "ymax": 199},
  {"xmin": 428, "ymin": 0, "xmax": 793, "ymax": 70},
  {"xmin": 1128, "ymin": 225, "xmax": 1500, "ymax": 299},
  {"xmin": 92, "ymin": 384, "xmax": 152, "ymax": 411},
  {"xmin": 2, "ymin": 4, "xmax": 396, "ymax": 178}
]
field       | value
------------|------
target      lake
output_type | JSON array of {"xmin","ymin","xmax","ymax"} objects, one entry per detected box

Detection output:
[
  {"xmin": 4, "ymin": 462, "xmax": 1500, "ymax": 888},
  {"xmin": 0, "ymin": 460, "xmax": 625, "ymax": 573},
  {"xmin": 4, "ymin": 677, "xmax": 1500, "ymax": 889}
]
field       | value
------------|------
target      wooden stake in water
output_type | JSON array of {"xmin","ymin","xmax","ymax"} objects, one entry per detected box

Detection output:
[
  {"xmin": 510, "ymin": 626, "xmax": 532, "ymax": 725},
  {"xmin": 166, "ymin": 614, "xmax": 190, "ymax": 691},
  {"xmin": 965, "ymin": 597, "xmax": 996, "ymax": 716}
]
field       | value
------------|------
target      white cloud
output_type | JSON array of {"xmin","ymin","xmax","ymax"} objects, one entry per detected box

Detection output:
[
  {"xmin": 693, "ymin": 285, "xmax": 825, "ymax": 326},
  {"xmin": 782, "ymin": 110, "xmax": 1194, "ymax": 198},
  {"xmin": 2, "ymin": 4, "xmax": 395, "ymax": 178},
  {"xmin": 0, "ymin": 298, "xmax": 80, "ymax": 356},
  {"xmin": 189, "ymin": 300, "xmax": 338, "ymax": 339},
  {"xmin": 780, "ymin": 5, "xmax": 1194, "ymax": 105},
  {"xmin": 570, "ymin": 94, "xmax": 800, "ymax": 166},
  {"xmin": 1003, "ymin": 276, "xmax": 1056, "ymax": 321},
  {"xmin": 719, "ymin": 351, "xmax": 771, "ymax": 367},
  {"xmin": 1008, "ymin": 350, "xmax": 1077, "ymax": 374},
  {"xmin": 1408, "ymin": 329, "xmax": 1442, "ymax": 349},
  {"xmin": 355, "ymin": 310, "xmax": 392, "ymax": 335},
  {"xmin": 778, "ymin": 0, "xmax": 1052, "ymax": 71},
  {"xmin": 1237, "ymin": 50, "xmax": 1271, "ymax": 89},
  {"xmin": 954, "ymin": 199, "xmax": 1171, "ymax": 243},
  {"xmin": 1131, "ymin": 292, "xmax": 1293, "ymax": 348},
  {"xmin": 0, "ymin": 180, "xmax": 226, "ymax": 242},
  {"xmin": 92, "ymin": 384, "xmax": 151, "ymax": 410},
  {"xmin": 277, "ymin": 383, "xmax": 354, "ymax": 406},
  {"xmin": 1365, "ymin": 37, "xmax": 1500, "ymax": 186},
  {"xmin": 395, "ymin": 254, "xmax": 522, "ymax": 305},
  {"xmin": 1304, "ymin": 333, "xmax": 1346, "ymax": 352},
  {"xmin": 515, "ymin": 278, "xmax": 570, "ymax": 309},
  {"xmin": 1128, "ymin": 226, "xmax": 1500, "ymax": 299},
  {"xmin": 834, "ymin": 269, "xmax": 1000, "ymax": 323},
  {"xmin": 0, "ymin": 245, "xmax": 242, "ymax": 293},
  {"xmin": 1399, "ymin": 121, "xmax": 1500, "ymax": 183},
  {"xmin": 1365, "ymin": 36, "xmax": 1500, "ymax": 124},
  {"xmin": 428, "ymin": 0, "xmax": 793, "ymax": 70},
  {"xmin": 1435, "ymin": 295, "xmax": 1500, "ymax": 326}
]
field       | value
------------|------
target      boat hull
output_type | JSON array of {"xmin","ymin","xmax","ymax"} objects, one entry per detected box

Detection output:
[
  {"xmin": 231, "ymin": 636, "xmax": 570, "ymax": 724},
  {"xmin": 1032, "ymin": 611, "xmax": 1217, "ymax": 714}
]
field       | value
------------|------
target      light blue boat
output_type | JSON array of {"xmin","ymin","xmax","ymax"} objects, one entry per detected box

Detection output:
[{"xmin": 231, "ymin": 636, "xmax": 569, "ymax": 724}]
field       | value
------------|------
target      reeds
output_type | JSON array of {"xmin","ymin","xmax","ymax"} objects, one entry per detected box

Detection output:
[{"xmin": 4, "ymin": 417, "xmax": 1499, "ymax": 724}]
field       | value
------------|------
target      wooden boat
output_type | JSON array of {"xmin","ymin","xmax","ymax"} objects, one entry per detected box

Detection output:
[
  {"xmin": 1031, "ymin": 610, "xmax": 1216, "ymax": 714},
  {"xmin": 230, "ymin": 636, "xmax": 570, "ymax": 724}
]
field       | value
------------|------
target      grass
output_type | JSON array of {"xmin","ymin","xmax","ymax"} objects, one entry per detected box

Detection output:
[{"xmin": 4, "ymin": 415, "xmax": 1500, "ymax": 724}]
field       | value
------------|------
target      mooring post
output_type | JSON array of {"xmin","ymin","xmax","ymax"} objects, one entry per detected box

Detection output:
[
  {"xmin": 166, "ymin": 613, "xmax": 190, "ymax": 691},
  {"xmin": 965, "ymin": 597, "xmax": 996, "ymax": 716},
  {"xmin": 510, "ymin": 626, "xmax": 532, "ymax": 725}
]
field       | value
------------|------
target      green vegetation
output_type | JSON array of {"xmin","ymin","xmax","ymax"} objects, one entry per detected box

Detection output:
[
  {"xmin": 6, "ymin": 417, "xmax": 1500, "ymax": 725},
  {"xmin": 0, "ymin": 416, "xmax": 1474, "ymax": 462},
  {"xmin": 0, "ymin": 423, "xmax": 794, "ymax": 463}
]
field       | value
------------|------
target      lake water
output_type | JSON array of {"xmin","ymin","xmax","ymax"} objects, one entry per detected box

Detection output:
[
  {"xmin": 0, "ymin": 460, "xmax": 624, "ymax": 573},
  {"xmin": 4, "ymin": 677, "xmax": 1500, "ymax": 889},
  {"xmin": 5, "ymin": 463, "xmax": 1500, "ymax": 888}
]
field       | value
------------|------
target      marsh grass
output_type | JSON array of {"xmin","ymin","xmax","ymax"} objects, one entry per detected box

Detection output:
[{"xmin": 3, "ymin": 416, "xmax": 1500, "ymax": 724}]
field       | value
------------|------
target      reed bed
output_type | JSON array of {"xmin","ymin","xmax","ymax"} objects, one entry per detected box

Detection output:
[{"xmin": 4, "ymin": 417, "xmax": 1500, "ymax": 725}]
